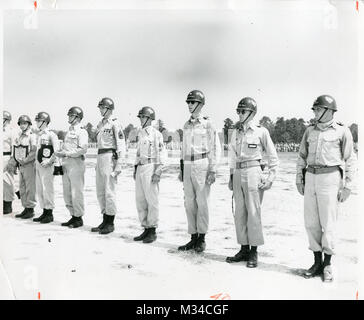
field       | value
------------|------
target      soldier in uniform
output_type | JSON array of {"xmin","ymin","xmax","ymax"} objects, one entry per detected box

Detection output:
[
  {"xmin": 226, "ymin": 97, "xmax": 279, "ymax": 268},
  {"xmin": 91, "ymin": 97, "xmax": 126, "ymax": 235},
  {"xmin": 55, "ymin": 107, "xmax": 88, "ymax": 228},
  {"xmin": 33, "ymin": 112, "xmax": 60, "ymax": 224},
  {"xmin": 133, "ymin": 107, "xmax": 165, "ymax": 243},
  {"xmin": 3, "ymin": 111, "xmax": 15, "ymax": 214},
  {"xmin": 296, "ymin": 95, "xmax": 356, "ymax": 282},
  {"xmin": 178, "ymin": 90, "xmax": 221, "ymax": 253},
  {"xmin": 11, "ymin": 115, "xmax": 37, "ymax": 219}
]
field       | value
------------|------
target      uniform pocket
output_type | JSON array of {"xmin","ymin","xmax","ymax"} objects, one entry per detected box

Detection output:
[{"xmin": 307, "ymin": 136, "xmax": 318, "ymax": 153}]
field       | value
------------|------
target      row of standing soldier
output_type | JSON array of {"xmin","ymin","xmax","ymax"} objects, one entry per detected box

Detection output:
[{"xmin": 2, "ymin": 92, "xmax": 356, "ymax": 282}]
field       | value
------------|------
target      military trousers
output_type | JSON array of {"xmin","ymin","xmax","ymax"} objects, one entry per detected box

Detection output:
[
  {"xmin": 183, "ymin": 158, "xmax": 211, "ymax": 234},
  {"xmin": 96, "ymin": 152, "xmax": 117, "ymax": 216},
  {"xmin": 3, "ymin": 155, "xmax": 15, "ymax": 202},
  {"xmin": 135, "ymin": 163, "xmax": 159, "ymax": 228},
  {"xmin": 36, "ymin": 161, "xmax": 55, "ymax": 209},
  {"xmin": 233, "ymin": 166, "xmax": 265, "ymax": 246},
  {"xmin": 62, "ymin": 157, "xmax": 85, "ymax": 217},
  {"xmin": 304, "ymin": 170, "xmax": 341, "ymax": 255},
  {"xmin": 19, "ymin": 162, "xmax": 36, "ymax": 208}
]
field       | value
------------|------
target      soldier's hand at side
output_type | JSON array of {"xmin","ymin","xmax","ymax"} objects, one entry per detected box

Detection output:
[
  {"xmin": 41, "ymin": 159, "xmax": 52, "ymax": 167},
  {"xmin": 296, "ymin": 183, "xmax": 304, "ymax": 195},
  {"xmin": 178, "ymin": 171, "xmax": 183, "ymax": 182},
  {"xmin": 337, "ymin": 187, "xmax": 350, "ymax": 202},
  {"xmin": 17, "ymin": 158, "xmax": 25, "ymax": 166},
  {"xmin": 151, "ymin": 174, "xmax": 161, "ymax": 184},
  {"xmin": 258, "ymin": 179, "xmax": 273, "ymax": 190},
  {"xmin": 206, "ymin": 172, "xmax": 216, "ymax": 185},
  {"xmin": 228, "ymin": 176, "xmax": 233, "ymax": 191},
  {"xmin": 55, "ymin": 151, "xmax": 66, "ymax": 158}
]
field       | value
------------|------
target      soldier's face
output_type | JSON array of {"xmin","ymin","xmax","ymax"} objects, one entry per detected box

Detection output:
[
  {"xmin": 19, "ymin": 122, "xmax": 29, "ymax": 131},
  {"xmin": 36, "ymin": 120, "xmax": 45, "ymax": 129},
  {"xmin": 187, "ymin": 101, "xmax": 200, "ymax": 114},
  {"xmin": 237, "ymin": 109, "xmax": 252, "ymax": 122},
  {"xmin": 68, "ymin": 114, "xmax": 78, "ymax": 124},
  {"xmin": 312, "ymin": 106, "xmax": 333, "ymax": 122},
  {"xmin": 99, "ymin": 106, "xmax": 109, "ymax": 117}
]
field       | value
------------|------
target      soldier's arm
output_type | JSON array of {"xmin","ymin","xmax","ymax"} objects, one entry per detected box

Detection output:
[
  {"xmin": 22, "ymin": 134, "xmax": 37, "ymax": 164},
  {"xmin": 154, "ymin": 131, "xmax": 165, "ymax": 177},
  {"xmin": 113, "ymin": 121, "xmax": 126, "ymax": 164},
  {"xmin": 341, "ymin": 127, "xmax": 356, "ymax": 190},
  {"xmin": 49, "ymin": 132, "xmax": 60, "ymax": 163},
  {"xmin": 296, "ymin": 129, "xmax": 309, "ymax": 184},
  {"xmin": 207, "ymin": 121, "xmax": 219, "ymax": 173},
  {"xmin": 228, "ymin": 129, "xmax": 237, "ymax": 176},
  {"xmin": 261, "ymin": 127, "xmax": 279, "ymax": 183},
  {"xmin": 65, "ymin": 130, "xmax": 88, "ymax": 158}
]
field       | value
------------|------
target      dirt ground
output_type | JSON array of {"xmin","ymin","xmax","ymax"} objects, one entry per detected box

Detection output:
[{"xmin": 0, "ymin": 152, "xmax": 361, "ymax": 300}]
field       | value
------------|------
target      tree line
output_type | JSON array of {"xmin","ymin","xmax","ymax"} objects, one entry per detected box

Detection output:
[{"xmin": 53, "ymin": 117, "xmax": 358, "ymax": 146}]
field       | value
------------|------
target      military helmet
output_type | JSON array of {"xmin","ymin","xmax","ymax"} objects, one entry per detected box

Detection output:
[
  {"xmin": 312, "ymin": 95, "xmax": 337, "ymax": 112},
  {"xmin": 237, "ymin": 97, "xmax": 257, "ymax": 113},
  {"xmin": 98, "ymin": 97, "xmax": 114, "ymax": 110},
  {"xmin": 137, "ymin": 106, "xmax": 156, "ymax": 120},
  {"xmin": 67, "ymin": 106, "xmax": 84, "ymax": 120},
  {"xmin": 17, "ymin": 115, "xmax": 32, "ymax": 126},
  {"xmin": 35, "ymin": 111, "xmax": 51, "ymax": 124},
  {"xmin": 3, "ymin": 111, "xmax": 11, "ymax": 121},
  {"xmin": 186, "ymin": 90, "xmax": 205, "ymax": 105}
]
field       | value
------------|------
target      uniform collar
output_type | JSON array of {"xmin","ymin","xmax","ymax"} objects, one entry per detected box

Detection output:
[
  {"xmin": 39, "ymin": 127, "xmax": 49, "ymax": 134},
  {"xmin": 315, "ymin": 119, "xmax": 335, "ymax": 131},
  {"xmin": 237, "ymin": 120, "xmax": 255, "ymax": 132},
  {"xmin": 69, "ymin": 123, "xmax": 81, "ymax": 131},
  {"xmin": 20, "ymin": 128, "xmax": 32, "ymax": 137},
  {"xmin": 189, "ymin": 114, "xmax": 204, "ymax": 124}
]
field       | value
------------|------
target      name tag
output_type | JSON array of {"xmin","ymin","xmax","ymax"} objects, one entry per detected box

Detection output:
[{"xmin": 248, "ymin": 144, "xmax": 257, "ymax": 149}]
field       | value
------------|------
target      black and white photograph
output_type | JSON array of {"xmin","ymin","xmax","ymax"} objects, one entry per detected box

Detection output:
[{"xmin": 0, "ymin": 0, "xmax": 362, "ymax": 301}]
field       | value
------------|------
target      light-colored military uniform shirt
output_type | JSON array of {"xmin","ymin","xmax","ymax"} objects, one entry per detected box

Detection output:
[
  {"xmin": 181, "ymin": 115, "xmax": 221, "ymax": 172},
  {"xmin": 62, "ymin": 123, "xmax": 88, "ymax": 158},
  {"xmin": 296, "ymin": 121, "xmax": 356, "ymax": 189},
  {"xmin": 14, "ymin": 128, "xmax": 37, "ymax": 164},
  {"xmin": 3, "ymin": 126, "xmax": 14, "ymax": 154},
  {"xmin": 36, "ymin": 128, "xmax": 59, "ymax": 163},
  {"xmin": 135, "ymin": 125, "xmax": 166, "ymax": 175},
  {"xmin": 96, "ymin": 117, "xmax": 126, "ymax": 163},
  {"xmin": 228, "ymin": 121, "xmax": 279, "ymax": 182}
]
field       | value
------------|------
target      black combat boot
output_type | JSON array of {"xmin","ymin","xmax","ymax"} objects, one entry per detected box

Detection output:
[
  {"xmin": 178, "ymin": 234, "xmax": 198, "ymax": 251},
  {"xmin": 61, "ymin": 216, "xmax": 76, "ymax": 227},
  {"xmin": 247, "ymin": 246, "xmax": 258, "ymax": 268},
  {"xmin": 3, "ymin": 201, "xmax": 12, "ymax": 214},
  {"xmin": 91, "ymin": 214, "xmax": 107, "ymax": 232},
  {"xmin": 69, "ymin": 216, "xmax": 83, "ymax": 229},
  {"xmin": 322, "ymin": 254, "xmax": 333, "ymax": 282},
  {"xmin": 21, "ymin": 208, "xmax": 35, "ymax": 219},
  {"xmin": 134, "ymin": 228, "xmax": 149, "ymax": 241},
  {"xmin": 16, "ymin": 208, "xmax": 28, "ymax": 218},
  {"xmin": 33, "ymin": 209, "xmax": 47, "ymax": 222},
  {"xmin": 40, "ymin": 209, "xmax": 54, "ymax": 224},
  {"xmin": 143, "ymin": 228, "xmax": 157, "ymax": 243},
  {"xmin": 226, "ymin": 245, "xmax": 250, "ymax": 263},
  {"xmin": 99, "ymin": 214, "xmax": 115, "ymax": 235},
  {"xmin": 304, "ymin": 251, "xmax": 323, "ymax": 279},
  {"xmin": 194, "ymin": 234, "xmax": 206, "ymax": 253}
]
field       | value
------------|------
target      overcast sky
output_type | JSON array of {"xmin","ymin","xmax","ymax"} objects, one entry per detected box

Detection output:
[{"xmin": 2, "ymin": 1, "xmax": 360, "ymax": 131}]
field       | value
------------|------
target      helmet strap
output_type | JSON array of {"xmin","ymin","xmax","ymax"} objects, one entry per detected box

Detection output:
[
  {"xmin": 3, "ymin": 119, "xmax": 7, "ymax": 126},
  {"xmin": 70, "ymin": 115, "xmax": 78, "ymax": 125},
  {"xmin": 191, "ymin": 102, "xmax": 202, "ymax": 118},
  {"xmin": 241, "ymin": 110, "xmax": 253, "ymax": 125},
  {"xmin": 142, "ymin": 117, "xmax": 150, "ymax": 129},
  {"xmin": 317, "ymin": 108, "xmax": 328, "ymax": 123}
]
